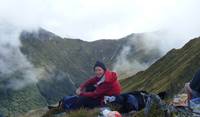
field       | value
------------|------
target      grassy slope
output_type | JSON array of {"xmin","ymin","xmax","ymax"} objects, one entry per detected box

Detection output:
[{"xmin": 121, "ymin": 37, "xmax": 200, "ymax": 96}]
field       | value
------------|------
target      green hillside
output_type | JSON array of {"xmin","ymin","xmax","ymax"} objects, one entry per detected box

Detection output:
[{"xmin": 121, "ymin": 37, "xmax": 200, "ymax": 97}]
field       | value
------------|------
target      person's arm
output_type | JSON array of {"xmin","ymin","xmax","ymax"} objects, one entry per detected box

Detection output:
[
  {"xmin": 79, "ymin": 77, "xmax": 97, "ymax": 90},
  {"xmin": 76, "ymin": 77, "xmax": 97, "ymax": 95},
  {"xmin": 80, "ymin": 82, "xmax": 112, "ymax": 98}
]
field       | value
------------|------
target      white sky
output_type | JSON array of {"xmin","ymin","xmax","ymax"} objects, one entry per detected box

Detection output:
[
  {"xmin": 0, "ymin": 0, "xmax": 200, "ymax": 89},
  {"xmin": 0, "ymin": 0, "xmax": 200, "ymax": 41}
]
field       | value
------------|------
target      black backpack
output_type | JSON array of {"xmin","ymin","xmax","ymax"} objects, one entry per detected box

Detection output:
[
  {"xmin": 108, "ymin": 91, "xmax": 166, "ymax": 113},
  {"xmin": 109, "ymin": 91, "xmax": 148, "ymax": 113}
]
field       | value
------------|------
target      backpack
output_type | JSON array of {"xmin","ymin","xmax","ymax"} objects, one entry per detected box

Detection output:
[
  {"xmin": 106, "ymin": 91, "xmax": 166, "ymax": 113},
  {"xmin": 107, "ymin": 91, "xmax": 148, "ymax": 113},
  {"xmin": 127, "ymin": 91, "xmax": 148, "ymax": 110}
]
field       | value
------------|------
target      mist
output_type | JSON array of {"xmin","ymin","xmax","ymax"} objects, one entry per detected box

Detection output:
[
  {"xmin": 112, "ymin": 33, "xmax": 161, "ymax": 78},
  {"xmin": 113, "ymin": 45, "xmax": 149, "ymax": 78},
  {"xmin": 0, "ymin": 23, "xmax": 41, "ymax": 90},
  {"xmin": 112, "ymin": 29, "xmax": 198, "ymax": 78}
]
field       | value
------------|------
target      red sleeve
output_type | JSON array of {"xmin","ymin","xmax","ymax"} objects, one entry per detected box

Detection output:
[
  {"xmin": 80, "ymin": 82, "xmax": 112, "ymax": 98},
  {"xmin": 79, "ymin": 77, "xmax": 97, "ymax": 90}
]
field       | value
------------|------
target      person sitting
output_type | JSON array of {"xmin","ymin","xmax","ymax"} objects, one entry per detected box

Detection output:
[
  {"xmin": 75, "ymin": 61, "xmax": 122, "ymax": 109},
  {"xmin": 185, "ymin": 69, "xmax": 200, "ymax": 100},
  {"xmin": 43, "ymin": 61, "xmax": 121, "ymax": 117}
]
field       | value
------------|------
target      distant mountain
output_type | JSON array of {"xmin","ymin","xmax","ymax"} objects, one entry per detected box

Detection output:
[
  {"xmin": 121, "ymin": 37, "xmax": 200, "ymax": 97},
  {"xmin": 0, "ymin": 28, "xmax": 161, "ymax": 116}
]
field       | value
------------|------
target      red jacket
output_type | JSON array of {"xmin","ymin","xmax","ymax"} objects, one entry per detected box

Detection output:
[{"xmin": 79, "ymin": 70, "xmax": 121, "ymax": 100}]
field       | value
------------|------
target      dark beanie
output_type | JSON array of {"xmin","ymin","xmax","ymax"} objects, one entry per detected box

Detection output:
[{"xmin": 93, "ymin": 61, "xmax": 106, "ymax": 71}]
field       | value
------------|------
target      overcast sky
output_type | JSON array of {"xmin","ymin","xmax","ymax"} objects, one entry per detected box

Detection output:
[
  {"xmin": 0, "ymin": 0, "xmax": 200, "ymax": 42},
  {"xmin": 0, "ymin": 0, "xmax": 200, "ymax": 89}
]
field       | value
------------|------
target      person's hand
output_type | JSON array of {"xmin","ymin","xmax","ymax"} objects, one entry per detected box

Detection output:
[
  {"xmin": 76, "ymin": 87, "xmax": 82, "ymax": 95},
  {"xmin": 104, "ymin": 96, "xmax": 116, "ymax": 104}
]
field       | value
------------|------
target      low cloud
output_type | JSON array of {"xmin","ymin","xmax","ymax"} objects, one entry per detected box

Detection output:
[
  {"xmin": 0, "ymin": 22, "xmax": 40, "ymax": 90},
  {"xmin": 113, "ymin": 46, "xmax": 149, "ymax": 78},
  {"xmin": 112, "ymin": 30, "xmax": 191, "ymax": 78},
  {"xmin": 113, "ymin": 33, "xmax": 162, "ymax": 78}
]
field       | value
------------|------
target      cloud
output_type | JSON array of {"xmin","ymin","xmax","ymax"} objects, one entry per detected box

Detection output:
[
  {"xmin": 0, "ymin": 0, "xmax": 199, "ymax": 42},
  {"xmin": 113, "ymin": 46, "xmax": 149, "ymax": 78},
  {"xmin": 112, "ymin": 28, "xmax": 197, "ymax": 78},
  {"xmin": 0, "ymin": 23, "xmax": 40, "ymax": 90},
  {"xmin": 112, "ymin": 33, "xmax": 163, "ymax": 78}
]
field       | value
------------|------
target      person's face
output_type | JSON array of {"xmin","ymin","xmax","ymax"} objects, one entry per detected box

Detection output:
[{"xmin": 95, "ymin": 67, "xmax": 105, "ymax": 78}]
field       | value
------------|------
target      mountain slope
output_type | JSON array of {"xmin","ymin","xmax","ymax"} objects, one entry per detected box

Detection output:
[{"xmin": 121, "ymin": 37, "xmax": 200, "ymax": 96}]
